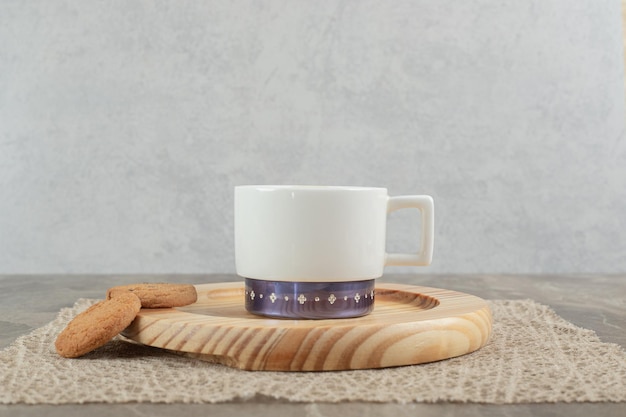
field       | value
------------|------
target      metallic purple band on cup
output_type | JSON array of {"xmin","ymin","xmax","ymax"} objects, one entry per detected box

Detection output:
[{"xmin": 244, "ymin": 278, "xmax": 376, "ymax": 319}]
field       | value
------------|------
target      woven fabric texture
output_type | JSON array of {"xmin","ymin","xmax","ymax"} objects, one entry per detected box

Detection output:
[{"xmin": 1, "ymin": 298, "xmax": 625, "ymax": 404}]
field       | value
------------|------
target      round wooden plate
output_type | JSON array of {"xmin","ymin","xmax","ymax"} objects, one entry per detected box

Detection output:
[{"xmin": 121, "ymin": 282, "xmax": 492, "ymax": 371}]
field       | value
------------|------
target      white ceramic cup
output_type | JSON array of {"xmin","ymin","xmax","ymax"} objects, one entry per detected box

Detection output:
[{"xmin": 235, "ymin": 185, "xmax": 434, "ymax": 318}]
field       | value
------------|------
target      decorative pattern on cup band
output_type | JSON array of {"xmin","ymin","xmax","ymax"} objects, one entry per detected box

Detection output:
[{"xmin": 244, "ymin": 278, "xmax": 376, "ymax": 319}]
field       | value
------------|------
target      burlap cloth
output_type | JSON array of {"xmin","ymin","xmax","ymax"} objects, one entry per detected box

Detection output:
[{"xmin": 1, "ymin": 298, "xmax": 625, "ymax": 404}]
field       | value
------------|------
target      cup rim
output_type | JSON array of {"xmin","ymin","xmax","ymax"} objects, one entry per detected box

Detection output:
[{"xmin": 235, "ymin": 185, "xmax": 387, "ymax": 192}]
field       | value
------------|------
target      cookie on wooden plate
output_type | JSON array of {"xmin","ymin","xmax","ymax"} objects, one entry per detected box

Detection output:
[
  {"xmin": 55, "ymin": 292, "xmax": 141, "ymax": 358},
  {"xmin": 106, "ymin": 283, "xmax": 197, "ymax": 308}
]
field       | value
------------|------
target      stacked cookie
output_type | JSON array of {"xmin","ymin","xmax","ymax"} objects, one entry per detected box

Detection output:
[{"xmin": 55, "ymin": 283, "xmax": 198, "ymax": 358}]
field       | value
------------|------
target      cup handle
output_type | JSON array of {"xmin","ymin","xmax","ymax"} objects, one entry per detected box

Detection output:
[{"xmin": 385, "ymin": 195, "xmax": 434, "ymax": 266}]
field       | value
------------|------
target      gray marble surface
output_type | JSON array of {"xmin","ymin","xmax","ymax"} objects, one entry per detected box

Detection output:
[
  {"xmin": 1, "ymin": 274, "xmax": 624, "ymax": 416},
  {"xmin": 2, "ymin": 0, "xmax": 625, "ymax": 276}
]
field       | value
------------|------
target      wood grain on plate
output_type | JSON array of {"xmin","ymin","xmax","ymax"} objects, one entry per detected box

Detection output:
[{"xmin": 121, "ymin": 282, "xmax": 492, "ymax": 371}]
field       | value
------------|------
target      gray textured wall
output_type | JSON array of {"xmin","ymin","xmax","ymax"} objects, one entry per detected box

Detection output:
[{"xmin": 1, "ymin": 0, "xmax": 625, "ymax": 275}]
